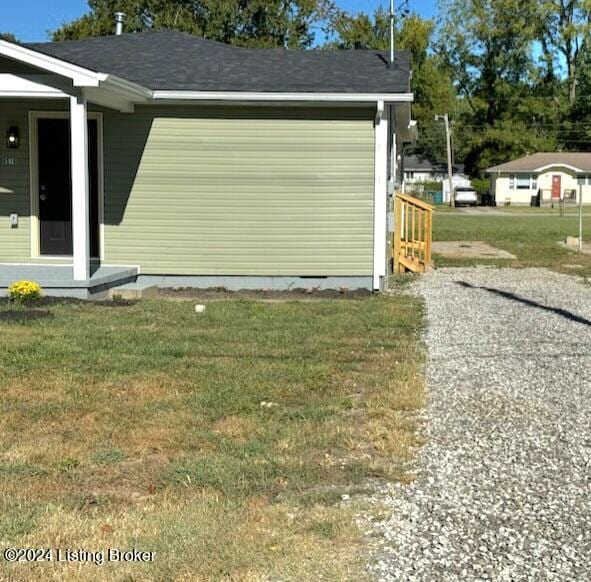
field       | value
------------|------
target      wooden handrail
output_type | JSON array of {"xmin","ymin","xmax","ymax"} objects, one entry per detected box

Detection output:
[
  {"xmin": 392, "ymin": 192, "xmax": 434, "ymax": 274},
  {"xmin": 395, "ymin": 192, "xmax": 435, "ymax": 212}
]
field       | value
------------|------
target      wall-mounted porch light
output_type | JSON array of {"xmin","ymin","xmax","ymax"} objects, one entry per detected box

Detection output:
[{"xmin": 6, "ymin": 126, "xmax": 19, "ymax": 149}]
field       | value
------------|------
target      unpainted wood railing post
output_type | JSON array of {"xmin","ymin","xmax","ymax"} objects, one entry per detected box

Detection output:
[
  {"xmin": 393, "ymin": 194, "xmax": 402, "ymax": 273},
  {"xmin": 393, "ymin": 192, "xmax": 434, "ymax": 274},
  {"xmin": 425, "ymin": 206, "xmax": 432, "ymax": 270}
]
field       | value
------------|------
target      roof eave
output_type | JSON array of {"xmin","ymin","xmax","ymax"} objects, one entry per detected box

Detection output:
[
  {"xmin": 1, "ymin": 38, "xmax": 413, "ymax": 106},
  {"xmin": 487, "ymin": 163, "xmax": 585, "ymax": 174},
  {"xmin": 0, "ymin": 38, "xmax": 105, "ymax": 87},
  {"xmin": 533, "ymin": 163, "xmax": 584, "ymax": 173}
]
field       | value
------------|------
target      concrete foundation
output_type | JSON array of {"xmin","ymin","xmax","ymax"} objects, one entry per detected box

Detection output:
[
  {"xmin": 136, "ymin": 274, "xmax": 375, "ymax": 291},
  {"xmin": 0, "ymin": 266, "xmax": 375, "ymax": 299}
]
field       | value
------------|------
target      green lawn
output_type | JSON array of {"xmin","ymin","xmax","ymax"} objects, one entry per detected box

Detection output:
[
  {"xmin": 433, "ymin": 210, "xmax": 591, "ymax": 278},
  {"xmin": 0, "ymin": 294, "xmax": 424, "ymax": 581}
]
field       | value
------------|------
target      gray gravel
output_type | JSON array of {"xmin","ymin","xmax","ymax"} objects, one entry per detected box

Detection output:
[{"xmin": 367, "ymin": 268, "xmax": 591, "ymax": 581}]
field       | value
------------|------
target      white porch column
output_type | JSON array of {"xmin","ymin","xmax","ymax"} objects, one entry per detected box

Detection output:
[
  {"xmin": 70, "ymin": 92, "xmax": 90, "ymax": 281},
  {"xmin": 373, "ymin": 100, "xmax": 388, "ymax": 291}
]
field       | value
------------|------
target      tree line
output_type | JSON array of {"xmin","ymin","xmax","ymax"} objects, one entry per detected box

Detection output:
[{"xmin": 5, "ymin": 0, "xmax": 591, "ymax": 178}]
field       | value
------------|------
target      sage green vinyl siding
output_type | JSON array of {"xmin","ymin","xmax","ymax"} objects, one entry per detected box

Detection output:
[
  {"xmin": 0, "ymin": 102, "xmax": 31, "ymax": 261},
  {"xmin": 103, "ymin": 106, "xmax": 375, "ymax": 275},
  {"xmin": 0, "ymin": 100, "xmax": 71, "ymax": 262}
]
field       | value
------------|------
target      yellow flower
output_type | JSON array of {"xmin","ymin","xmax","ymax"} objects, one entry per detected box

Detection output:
[{"xmin": 8, "ymin": 280, "xmax": 43, "ymax": 303}]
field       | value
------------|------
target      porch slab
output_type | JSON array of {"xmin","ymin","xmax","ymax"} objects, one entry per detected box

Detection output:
[{"xmin": 0, "ymin": 264, "xmax": 139, "ymax": 299}]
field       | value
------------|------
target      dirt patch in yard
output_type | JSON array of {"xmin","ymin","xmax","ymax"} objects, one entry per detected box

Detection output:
[
  {"xmin": 433, "ymin": 241, "xmax": 517, "ymax": 260},
  {"xmin": 159, "ymin": 286, "xmax": 373, "ymax": 301}
]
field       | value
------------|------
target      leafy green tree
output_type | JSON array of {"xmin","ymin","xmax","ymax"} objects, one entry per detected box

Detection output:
[
  {"xmin": 328, "ymin": 9, "xmax": 455, "ymax": 164},
  {"xmin": 567, "ymin": 43, "xmax": 591, "ymax": 149},
  {"xmin": 536, "ymin": 1, "xmax": 591, "ymax": 104},
  {"xmin": 327, "ymin": 6, "xmax": 390, "ymax": 49},
  {"xmin": 0, "ymin": 32, "xmax": 18, "ymax": 43},
  {"xmin": 437, "ymin": 0, "xmax": 561, "ymax": 174},
  {"xmin": 439, "ymin": 0, "xmax": 538, "ymax": 125},
  {"xmin": 52, "ymin": 0, "xmax": 335, "ymax": 49}
]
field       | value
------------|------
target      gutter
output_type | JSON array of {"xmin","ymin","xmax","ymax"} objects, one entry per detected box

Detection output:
[
  {"xmin": 100, "ymin": 74, "xmax": 153, "ymax": 101},
  {"xmin": 150, "ymin": 91, "xmax": 414, "ymax": 103}
]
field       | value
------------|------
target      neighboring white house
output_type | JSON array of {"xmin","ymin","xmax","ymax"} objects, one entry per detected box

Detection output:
[
  {"xmin": 487, "ymin": 152, "xmax": 591, "ymax": 205},
  {"xmin": 403, "ymin": 154, "xmax": 463, "ymax": 184},
  {"xmin": 403, "ymin": 154, "xmax": 468, "ymax": 201}
]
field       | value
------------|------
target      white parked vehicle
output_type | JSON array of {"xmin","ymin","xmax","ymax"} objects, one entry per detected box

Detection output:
[{"xmin": 454, "ymin": 186, "xmax": 478, "ymax": 206}]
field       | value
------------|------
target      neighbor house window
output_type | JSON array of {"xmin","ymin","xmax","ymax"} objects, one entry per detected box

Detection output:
[
  {"xmin": 516, "ymin": 175, "xmax": 531, "ymax": 189},
  {"xmin": 577, "ymin": 175, "xmax": 586, "ymax": 186}
]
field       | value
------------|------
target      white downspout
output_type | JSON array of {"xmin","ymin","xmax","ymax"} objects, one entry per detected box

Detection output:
[{"xmin": 373, "ymin": 101, "xmax": 388, "ymax": 291}]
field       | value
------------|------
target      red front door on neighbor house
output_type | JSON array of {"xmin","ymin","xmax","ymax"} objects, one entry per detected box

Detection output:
[{"xmin": 552, "ymin": 175, "xmax": 562, "ymax": 199}]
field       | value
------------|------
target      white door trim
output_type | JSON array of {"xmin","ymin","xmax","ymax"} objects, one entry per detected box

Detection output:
[{"xmin": 28, "ymin": 110, "xmax": 105, "ymax": 262}]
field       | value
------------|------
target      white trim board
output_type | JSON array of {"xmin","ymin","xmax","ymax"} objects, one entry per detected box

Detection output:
[
  {"xmin": 373, "ymin": 100, "xmax": 388, "ymax": 291},
  {"xmin": 28, "ymin": 110, "xmax": 105, "ymax": 262},
  {"xmin": 152, "ymin": 90, "xmax": 414, "ymax": 103},
  {"xmin": 0, "ymin": 39, "xmax": 104, "ymax": 87},
  {"xmin": 532, "ymin": 164, "xmax": 584, "ymax": 173}
]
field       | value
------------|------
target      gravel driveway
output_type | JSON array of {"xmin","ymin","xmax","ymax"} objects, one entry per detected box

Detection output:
[{"xmin": 369, "ymin": 268, "xmax": 590, "ymax": 581}]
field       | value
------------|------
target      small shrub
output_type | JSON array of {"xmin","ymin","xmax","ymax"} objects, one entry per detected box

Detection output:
[{"xmin": 8, "ymin": 280, "xmax": 43, "ymax": 303}]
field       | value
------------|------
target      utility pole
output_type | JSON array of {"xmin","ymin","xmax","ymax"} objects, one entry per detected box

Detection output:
[{"xmin": 436, "ymin": 114, "xmax": 454, "ymax": 207}]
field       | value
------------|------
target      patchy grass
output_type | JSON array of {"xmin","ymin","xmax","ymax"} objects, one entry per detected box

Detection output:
[
  {"xmin": 0, "ymin": 295, "xmax": 424, "ymax": 581},
  {"xmin": 433, "ymin": 211, "xmax": 591, "ymax": 279}
]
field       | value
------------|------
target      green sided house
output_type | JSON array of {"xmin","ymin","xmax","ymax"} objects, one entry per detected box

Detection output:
[{"xmin": 0, "ymin": 30, "xmax": 414, "ymax": 297}]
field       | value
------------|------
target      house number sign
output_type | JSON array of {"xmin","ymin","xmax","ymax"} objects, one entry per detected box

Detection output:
[{"xmin": 1, "ymin": 156, "xmax": 17, "ymax": 166}]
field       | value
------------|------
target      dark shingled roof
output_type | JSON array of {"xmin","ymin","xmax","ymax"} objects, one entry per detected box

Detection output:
[
  {"xmin": 487, "ymin": 152, "xmax": 591, "ymax": 173},
  {"xmin": 404, "ymin": 155, "xmax": 463, "ymax": 174},
  {"xmin": 24, "ymin": 29, "xmax": 411, "ymax": 94}
]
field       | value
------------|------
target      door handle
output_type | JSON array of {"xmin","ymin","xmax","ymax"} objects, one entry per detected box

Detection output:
[{"xmin": 40, "ymin": 194, "xmax": 47, "ymax": 202}]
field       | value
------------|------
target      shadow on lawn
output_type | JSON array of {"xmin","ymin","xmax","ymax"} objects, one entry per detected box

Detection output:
[{"xmin": 457, "ymin": 281, "xmax": 591, "ymax": 327}]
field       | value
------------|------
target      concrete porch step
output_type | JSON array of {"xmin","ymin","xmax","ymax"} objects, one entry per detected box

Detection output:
[
  {"xmin": 0, "ymin": 264, "xmax": 140, "ymax": 299},
  {"xmin": 108, "ymin": 282, "xmax": 159, "ymax": 300}
]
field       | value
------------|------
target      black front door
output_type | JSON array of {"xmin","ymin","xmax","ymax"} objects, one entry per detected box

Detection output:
[{"xmin": 38, "ymin": 118, "xmax": 99, "ymax": 256}]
